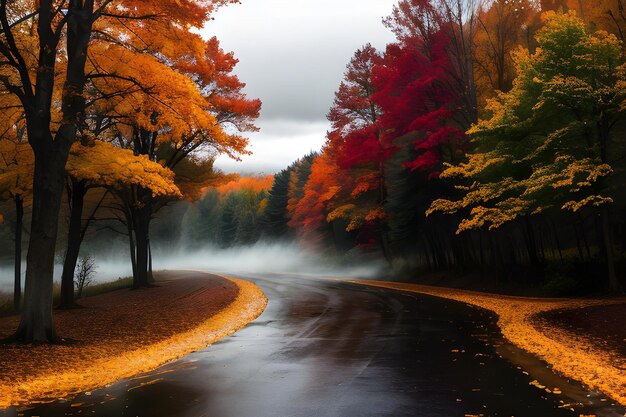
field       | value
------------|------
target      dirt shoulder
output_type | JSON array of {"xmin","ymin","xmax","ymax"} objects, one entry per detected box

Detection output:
[
  {"xmin": 0, "ymin": 271, "xmax": 268, "ymax": 409},
  {"xmin": 351, "ymin": 279, "xmax": 626, "ymax": 407}
]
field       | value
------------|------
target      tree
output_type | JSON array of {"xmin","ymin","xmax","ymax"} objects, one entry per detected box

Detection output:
[
  {"xmin": 0, "ymin": 0, "xmax": 99, "ymax": 342},
  {"xmin": 289, "ymin": 151, "xmax": 346, "ymax": 251},
  {"xmin": 263, "ymin": 154, "xmax": 316, "ymax": 239},
  {"xmin": 181, "ymin": 189, "xmax": 221, "ymax": 246},
  {"xmin": 429, "ymin": 12, "xmax": 626, "ymax": 290},
  {"xmin": 74, "ymin": 254, "xmax": 96, "ymax": 299},
  {"xmin": 474, "ymin": 0, "xmax": 539, "ymax": 98},
  {"xmin": 323, "ymin": 45, "xmax": 394, "ymax": 255},
  {"xmin": 0, "ymin": 115, "xmax": 31, "ymax": 312},
  {"xmin": 209, "ymin": 176, "xmax": 272, "ymax": 247},
  {"xmin": 0, "ymin": 0, "xmax": 239, "ymax": 343},
  {"xmin": 93, "ymin": 34, "xmax": 259, "ymax": 288},
  {"xmin": 59, "ymin": 141, "xmax": 181, "ymax": 308},
  {"xmin": 373, "ymin": 32, "xmax": 466, "ymax": 175},
  {"xmin": 384, "ymin": 0, "xmax": 483, "ymax": 128}
]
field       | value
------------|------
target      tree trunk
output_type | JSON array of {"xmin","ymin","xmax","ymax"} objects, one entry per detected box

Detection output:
[
  {"xmin": 59, "ymin": 178, "xmax": 87, "ymax": 309},
  {"xmin": 379, "ymin": 227, "xmax": 392, "ymax": 266},
  {"xmin": 523, "ymin": 216, "xmax": 541, "ymax": 270},
  {"xmin": 13, "ymin": 195, "xmax": 23, "ymax": 312},
  {"xmin": 550, "ymin": 219, "xmax": 564, "ymax": 263},
  {"xmin": 132, "ymin": 194, "xmax": 153, "ymax": 288},
  {"xmin": 14, "ymin": 149, "xmax": 68, "ymax": 342},
  {"xmin": 9, "ymin": 0, "xmax": 95, "ymax": 343},
  {"xmin": 148, "ymin": 239, "xmax": 154, "ymax": 284},
  {"xmin": 600, "ymin": 206, "xmax": 620, "ymax": 291}
]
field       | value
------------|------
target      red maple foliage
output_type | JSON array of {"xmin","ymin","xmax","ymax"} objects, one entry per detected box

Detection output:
[{"xmin": 373, "ymin": 30, "xmax": 465, "ymax": 177}]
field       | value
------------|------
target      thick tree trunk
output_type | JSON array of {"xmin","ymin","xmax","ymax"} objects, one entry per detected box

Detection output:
[
  {"xmin": 14, "ymin": 150, "xmax": 68, "ymax": 342},
  {"xmin": 379, "ymin": 227, "xmax": 392, "ymax": 265},
  {"xmin": 59, "ymin": 178, "xmax": 87, "ymax": 309},
  {"xmin": 13, "ymin": 195, "xmax": 23, "ymax": 312},
  {"xmin": 8, "ymin": 1, "xmax": 95, "ymax": 343}
]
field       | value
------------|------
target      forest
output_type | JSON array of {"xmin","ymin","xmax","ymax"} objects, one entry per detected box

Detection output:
[
  {"xmin": 0, "ymin": 0, "xmax": 625, "ymax": 346},
  {"xmin": 155, "ymin": 0, "xmax": 626, "ymax": 296}
]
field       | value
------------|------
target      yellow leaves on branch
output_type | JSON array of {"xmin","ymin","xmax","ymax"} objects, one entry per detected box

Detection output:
[
  {"xmin": 550, "ymin": 158, "xmax": 613, "ymax": 193},
  {"xmin": 67, "ymin": 142, "xmax": 181, "ymax": 198},
  {"xmin": 456, "ymin": 199, "xmax": 530, "ymax": 233},
  {"xmin": 327, "ymin": 205, "xmax": 385, "ymax": 232},
  {"xmin": 327, "ymin": 204, "xmax": 357, "ymax": 224},
  {"xmin": 562, "ymin": 196, "xmax": 613, "ymax": 212},
  {"xmin": 439, "ymin": 153, "xmax": 506, "ymax": 180}
]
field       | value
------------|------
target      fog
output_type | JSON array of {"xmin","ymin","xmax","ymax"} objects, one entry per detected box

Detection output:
[
  {"xmin": 0, "ymin": 241, "xmax": 389, "ymax": 293},
  {"xmin": 151, "ymin": 241, "xmax": 388, "ymax": 278},
  {"xmin": 0, "ymin": 260, "xmax": 133, "ymax": 293}
]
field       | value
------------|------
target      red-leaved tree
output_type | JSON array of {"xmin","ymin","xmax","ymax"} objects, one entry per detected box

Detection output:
[{"xmin": 373, "ymin": 30, "xmax": 466, "ymax": 177}]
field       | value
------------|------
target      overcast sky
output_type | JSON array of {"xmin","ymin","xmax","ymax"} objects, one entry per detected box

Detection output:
[{"xmin": 201, "ymin": 0, "xmax": 398, "ymax": 174}]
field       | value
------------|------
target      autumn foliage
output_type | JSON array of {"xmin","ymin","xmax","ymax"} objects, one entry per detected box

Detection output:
[
  {"xmin": 217, "ymin": 175, "xmax": 274, "ymax": 196},
  {"xmin": 0, "ymin": 0, "xmax": 260, "ymax": 340},
  {"xmin": 273, "ymin": 1, "xmax": 626, "ymax": 291}
]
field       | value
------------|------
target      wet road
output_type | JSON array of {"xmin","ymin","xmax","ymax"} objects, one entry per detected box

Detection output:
[{"xmin": 3, "ymin": 272, "xmax": 625, "ymax": 417}]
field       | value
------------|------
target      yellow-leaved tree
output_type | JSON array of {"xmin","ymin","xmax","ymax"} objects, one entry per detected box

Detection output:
[
  {"xmin": 428, "ymin": 12, "xmax": 626, "ymax": 290},
  {"xmin": 58, "ymin": 141, "xmax": 183, "ymax": 308}
]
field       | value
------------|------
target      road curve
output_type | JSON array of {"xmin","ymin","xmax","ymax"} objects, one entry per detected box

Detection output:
[{"xmin": 2, "ymin": 272, "xmax": 624, "ymax": 417}]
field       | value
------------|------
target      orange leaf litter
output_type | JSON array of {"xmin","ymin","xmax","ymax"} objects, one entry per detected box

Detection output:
[
  {"xmin": 0, "ymin": 271, "xmax": 267, "ymax": 409},
  {"xmin": 351, "ymin": 280, "xmax": 626, "ymax": 407}
]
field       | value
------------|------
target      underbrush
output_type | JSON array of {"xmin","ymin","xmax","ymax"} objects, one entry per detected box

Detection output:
[{"xmin": 542, "ymin": 259, "xmax": 608, "ymax": 296}]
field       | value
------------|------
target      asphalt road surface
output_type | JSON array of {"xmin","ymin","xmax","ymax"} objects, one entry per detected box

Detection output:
[{"xmin": 2, "ymin": 272, "xmax": 624, "ymax": 417}]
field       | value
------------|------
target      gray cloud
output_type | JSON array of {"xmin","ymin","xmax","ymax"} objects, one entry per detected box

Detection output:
[
  {"xmin": 215, "ymin": 119, "xmax": 328, "ymax": 174},
  {"xmin": 203, "ymin": 0, "xmax": 398, "ymax": 173}
]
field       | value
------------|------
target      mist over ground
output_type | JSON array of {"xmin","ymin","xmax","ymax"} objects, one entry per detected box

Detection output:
[
  {"xmin": 0, "ymin": 241, "xmax": 389, "ymax": 293},
  {"xmin": 152, "ymin": 241, "xmax": 389, "ymax": 278}
]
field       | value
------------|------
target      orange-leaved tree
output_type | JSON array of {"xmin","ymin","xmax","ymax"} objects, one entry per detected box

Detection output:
[
  {"xmin": 88, "ymin": 30, "xmax": 260, "ymax": 287},
  {"xmin": 0, "ymin": 0, "xmax": 236, "ymax": 342}
]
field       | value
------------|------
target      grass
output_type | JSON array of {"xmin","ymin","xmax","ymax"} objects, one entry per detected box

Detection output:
[
  {"xmin": 0, "ymin": 277, "xmax": 133, "ymax": 316},
  {"xmin": 71, "ymin": 277, "xmax": 133, "ymax": 299}
]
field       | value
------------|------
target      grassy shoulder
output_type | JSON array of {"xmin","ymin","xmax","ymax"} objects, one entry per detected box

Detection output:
[
  {"xmin": 0, "ymin": 271, "xmax": 267, "ymax": 409},
  {"xmin": 351, "ymin": 279, "xmax": 626, "ymax": 407}
]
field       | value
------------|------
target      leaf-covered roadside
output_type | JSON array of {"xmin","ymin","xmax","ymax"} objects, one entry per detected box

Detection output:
[
  {"xmin": 352, "ymin": 279, "xmax": 626, "ymax": 407},
  {"xmin": 0, "ymin": 272, "xmax": 267, "ymax": 408}
]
